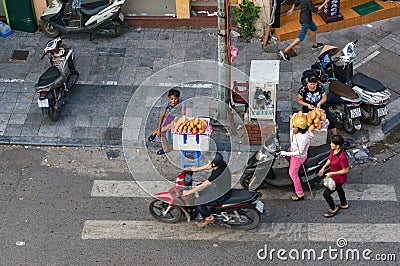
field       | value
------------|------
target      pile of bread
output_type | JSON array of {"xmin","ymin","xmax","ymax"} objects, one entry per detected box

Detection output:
[
  {"xmin": 174, "ymin": 116, "xmax": 208, "ymax": 134},
  {"xmin": 292, "ymin": 108, "xmax": 326, "ymax": 131}
]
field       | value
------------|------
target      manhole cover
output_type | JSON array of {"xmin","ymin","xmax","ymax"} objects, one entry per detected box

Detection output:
[{"xmin": 11, "ymin": 50, "xmax": 29, "ymax": 60}]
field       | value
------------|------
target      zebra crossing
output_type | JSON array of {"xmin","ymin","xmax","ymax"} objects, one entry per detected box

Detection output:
[{"xmin": 82, "ymin": 179, "xmax": 399, "ymax": 243}]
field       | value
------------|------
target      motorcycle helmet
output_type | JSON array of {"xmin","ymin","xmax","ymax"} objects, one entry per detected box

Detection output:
[
  {"xmin": 292, "ymin": 115, "xmax": 308, "ymax": 130},
  {"xmin": 212, "ymin": 152, "xmax": 224, "ymax": 166}
]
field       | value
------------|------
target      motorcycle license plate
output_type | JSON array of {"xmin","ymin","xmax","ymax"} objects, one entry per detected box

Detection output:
[
  {"xmin": 377, "ymin": 106, "xmax": 388, "ymax": 117},
  {"xmin": 350, "ymin": 107, "xmax": 361, "ymax": 118},
  {"xmin": 119, "ymin": 13, "xmax": 124, "ymax": 21},
  {"xmin": 38, "ymin": 99, "xmax": 49, "ymax": 108},
  {"xmin": 255, "ymin": 200, "xmax": 264, "ymax": 213}
]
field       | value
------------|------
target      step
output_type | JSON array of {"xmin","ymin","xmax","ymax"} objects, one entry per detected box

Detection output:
[{"xmin": 275, "ymin": 0, "xmax": 400, "ymax": 41}]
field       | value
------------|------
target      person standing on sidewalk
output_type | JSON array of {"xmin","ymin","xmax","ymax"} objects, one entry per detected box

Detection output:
[
  {"xmin": 147, "ymin": 88, "xmax": 185, "ymax": 155},
  {"xmin": 278, "ymin": 0, "xmax": 330, "ymax": 61},
  {"xmin": 318, "ymin": 135, "xmax": 349, "ymax": 218},
  {"xmin": 297, "ymin": 74, "xmax": 337, "ymax": 135}
]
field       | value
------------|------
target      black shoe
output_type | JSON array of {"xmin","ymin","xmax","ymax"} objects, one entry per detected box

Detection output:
[
  {"xmin": 278, "ymin": 50, "xmax": 290, "ymax": 61},
  {"xmin": 312, "ymin": 43, "xmax": 324, "ymax": 50}
]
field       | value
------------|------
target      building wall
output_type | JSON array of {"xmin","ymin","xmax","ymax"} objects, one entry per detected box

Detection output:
[{"xmin": 1, "ymin": 0, "xmax": 177, "ymax": 17}]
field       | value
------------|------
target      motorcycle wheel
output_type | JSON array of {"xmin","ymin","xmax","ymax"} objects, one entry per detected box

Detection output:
[
  {"xmin": 41, "ymin": 21, "xmax": 61, "ymax": 38},
  {"xmin": 235, "ymin": 207, "xmax": 261, "ymax": 230},
  {"xmin": 149, "ymin": 199, "xmax": 182, "ymax": 223},
  {"xmin": 368, "ymin": 109, "xmax": 381, "ymax": 126},
  {"xmin": 239, "ymin": 174, "xmax": 252, "ymax": 189},
  {"xmin": 342, "ymin": 106, "xmax": 356, "ymax": 134},
  {"xmin": 47, "ymin": 93, "xmax": 61, "ymax": 122}
]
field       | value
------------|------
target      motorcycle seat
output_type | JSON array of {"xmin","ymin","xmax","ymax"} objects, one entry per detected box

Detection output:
[
  {"xmin": 220, "ymin": 189, "xmax": 259, "ymax": 205},
  {"xmin": 81, "ymin": 1, "xmax": 110, "ymax": 17},
  {"xmin": 38, "ymin": 66, "xmax": 61, "ymax": 86},
  {"xmin": 304, "ymin": 144, "xmax": 331, "ymax": 167},
  {"xmin": 329, "ymin": 80, "xmax": 358, "ymax": 99},
  {"xmin": 351, "ymin": 73, "xmax": 385, "ymax": 92}
]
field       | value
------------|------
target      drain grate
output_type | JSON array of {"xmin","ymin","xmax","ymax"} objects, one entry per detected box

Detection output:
[{"xmin": 11, "ymin": 50, "xmax": 29, "ymax": 60}]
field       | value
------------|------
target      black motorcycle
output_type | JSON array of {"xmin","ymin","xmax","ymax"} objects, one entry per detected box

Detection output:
[
  {"xmin": 240, "ymin": 135, "xmax": 351, "ymax": 190},
  {"xmin": 301, "ymin": 48, "xmax": 363, "ymax": 134},
  {"xmin": 35, "ymin": 38, "xmax": 79, "ymax": 121}
]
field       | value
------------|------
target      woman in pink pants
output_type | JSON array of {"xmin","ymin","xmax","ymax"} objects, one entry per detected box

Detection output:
[{"xmin": 278, "ymin": 115, "xmax": 314, "ymax": 201}]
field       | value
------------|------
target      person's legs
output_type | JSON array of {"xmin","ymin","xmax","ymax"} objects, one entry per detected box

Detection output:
[
  {"xmin": 323, "ymin": 188, "xmax": 339, "ymax": 217},
  {"xmin": 289, "ymin": 156, "xmax": 307, "ymax": 196},
  {"xmin": 279, "ymin": 23, "xmax": 309, "ymax": 61},
  {"xmin": 197, "ymin": 204, "xmax": 211, "ymax": 219},
  {"xmin": 323, "ymin": 188, "xmax": 336, "ymax": 210},
  {"xmin": 156, "ymin": 115, "xmax": 175, "ymax": 154},
  {"xmin": 284, "ymin": 38, "xmax": 301, "ymax": 54},
  {"xmin": 310, "ymin": 21, "xmax": 323, "ymax": 49},
  {"xmin": 336, "ymin": 183, "xmax": 348, "ymax": 207}
]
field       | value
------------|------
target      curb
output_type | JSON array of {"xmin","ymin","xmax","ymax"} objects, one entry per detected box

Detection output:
[{"xmin": 382, "ymin": 111, "xmax": 400, "ymax": 134}]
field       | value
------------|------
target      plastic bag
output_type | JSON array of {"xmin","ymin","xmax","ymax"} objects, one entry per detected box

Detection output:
[{"xmin": 323, "ymin": 176, "xmax": 336, "ymax": 191}]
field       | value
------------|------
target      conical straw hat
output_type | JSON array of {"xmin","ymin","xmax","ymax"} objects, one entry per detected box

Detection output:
[{"xmin": 319, "ymin": 45, "xmax": 340, "ymax": 56}]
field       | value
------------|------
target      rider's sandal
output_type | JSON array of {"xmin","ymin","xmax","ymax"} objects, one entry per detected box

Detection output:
[
  {"xmin": 156, "ymin": 149, "xmax": 171, "ymax": 155},
  {"xmin": 197, "ymin": 216, "xmax": 215, "ymax": 228},
  {"xmin": 323, "ymin": 207, "xmax": 339, "ymax": 218},
  {"xmin": 148, "ymin": 134, "xmax": 156, "ymax": 142},
  {"xmin": 291, "ymin": 195, "xmax": 305, "ymax": 201}
]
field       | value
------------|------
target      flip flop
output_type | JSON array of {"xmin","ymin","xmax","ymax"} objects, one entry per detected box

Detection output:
[
  {"xmin": 323, "ymin": 207, "xmax": 339, "ymax": 218},
  {"xmin": 196, "ymin": 216, "xmax": 215, "ymax": 228},
  {"xmin": 291, "ymin": 195, "xmax": 305, "ymax": 201},
  {"xmin": 148, "ymin": 134, "xmax": 156, "ymax": 142},
  {"xmin": 338, "ymin": 204, "xmax": 349, "ymax": 209}
]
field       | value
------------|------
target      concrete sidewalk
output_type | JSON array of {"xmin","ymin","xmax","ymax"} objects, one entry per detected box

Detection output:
[{"xmin": 0, "ymin": 16, "xmax": 399, "ymax": 148}]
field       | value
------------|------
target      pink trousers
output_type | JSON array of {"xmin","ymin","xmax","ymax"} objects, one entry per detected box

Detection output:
[{"xmin": 289, "ymin": 155, "xmax": 307, "ymax": 195}]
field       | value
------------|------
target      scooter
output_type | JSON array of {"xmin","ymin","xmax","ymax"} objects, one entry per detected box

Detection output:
[
  {"xmin": 333, "ymin": 41, "xmax": 391, "ymax": 126},
  {"xmin": 41, "ymin": 0, "xmax": 125, "ymax": 39},
  {"xmin": 240, "ymin": 135, "xmax": 351, "ymax": 191},
  {"xmin": 301, "ymin": 48, "xmax": 363, "ymax": 134},
  {"xmin": 35, "ymin": 38, "xmax": 79, "ymax": 121},
  {"xmin": 149, "ymin": 170, "xmax": 264, "ymax": 230}
]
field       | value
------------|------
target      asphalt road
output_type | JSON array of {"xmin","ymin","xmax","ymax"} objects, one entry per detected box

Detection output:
[{"xmin": 0, "ymin": 131, "xmax": 399, "ymax": 265}]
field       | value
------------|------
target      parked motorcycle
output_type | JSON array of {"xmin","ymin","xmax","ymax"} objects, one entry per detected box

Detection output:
[
  {"xmin": 35, "ymin": 38, "xmax": 79, "ymax": 121},
  {"xmin": 333, "ymin": 41, "xmax": 391, "ymax": 126},
  {"xmin": 149, "ymin": 170, "xmax": 264, "ymax": 230},
  {"xmin": 41, "ymin": 0, "xmax": 125, "ymax": 39},
  {"xmin": 240, "ymin": 135, "xmax": 351, "ymax": 190},
  {"xmin": 301, "ymin": 47, "xmax": 363, "ymax": 134}
]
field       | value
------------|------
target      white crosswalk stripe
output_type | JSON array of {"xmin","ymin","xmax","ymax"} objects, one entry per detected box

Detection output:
[
  {"xmin": 83, "ymin": 180, "xmax": 399, "ymax": 243},
  {"xmin": 91, "ymin": 180, "xmax": 398, "ymax": 202},
  {"xmin": 81, "ymin": 220, "xmax": 400, "ymax": 243}
]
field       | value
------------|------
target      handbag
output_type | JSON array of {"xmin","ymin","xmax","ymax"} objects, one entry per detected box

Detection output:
[{"xmin": 323, "ymin": 176, "xmax": 336, "ymax": 191}]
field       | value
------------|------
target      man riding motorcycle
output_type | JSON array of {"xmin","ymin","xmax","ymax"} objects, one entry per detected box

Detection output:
[{"xmin": 182, "ymin": 152, "xmax": 232, "ymax": 227}]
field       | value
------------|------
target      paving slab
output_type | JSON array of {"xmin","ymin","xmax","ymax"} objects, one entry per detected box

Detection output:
[{"xmin": 0, "ymin": 17, "xmax": 399, "ymax": 149}]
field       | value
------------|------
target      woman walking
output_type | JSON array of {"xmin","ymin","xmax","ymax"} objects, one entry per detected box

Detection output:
[
  {"xmin": 319, "ymin": 135, "xmax": 350, "ymax": 218},
  {"xmin": 278, "ymin": 115, "xmax": 314, "ymax": 201}
]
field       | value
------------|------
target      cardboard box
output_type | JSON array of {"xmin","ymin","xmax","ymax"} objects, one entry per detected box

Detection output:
[
  {"xmin": 290, "ymin": 113, "xmax": 328, "ymax": 147},
  {"xmin": 172, "ymin": 117, "xmax": 212, "ymax": 151}
]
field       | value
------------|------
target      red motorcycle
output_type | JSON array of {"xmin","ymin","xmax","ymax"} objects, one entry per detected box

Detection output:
[{"xmin": 148, "ymin": 170, "xmax": 264, "ymax": 230}]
